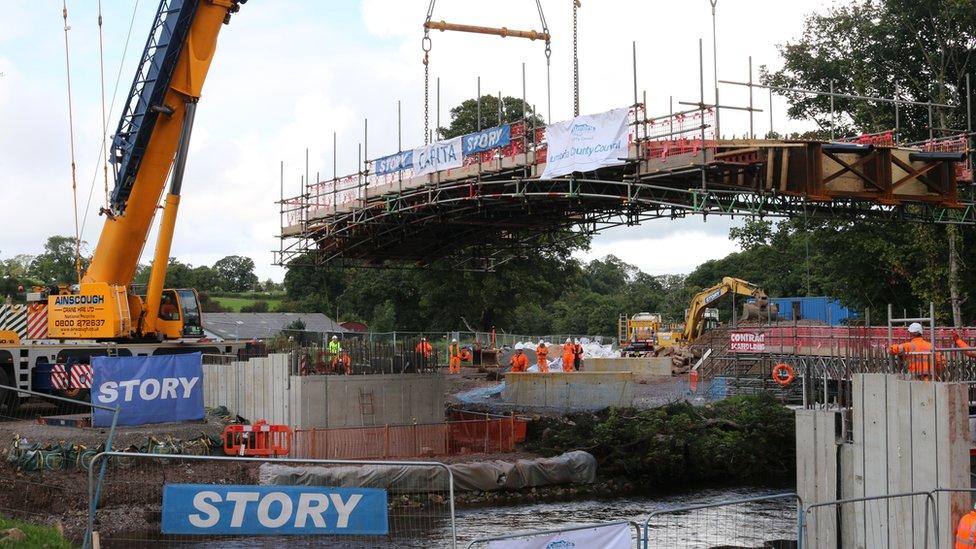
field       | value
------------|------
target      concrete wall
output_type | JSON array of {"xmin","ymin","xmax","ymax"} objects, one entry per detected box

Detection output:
[
  {"xmin": 586, "ymin": 357, "xmax": 671, "ymax": 382},
  {"xmin": 204, "ymin": 355, "xmax": 444, "ymax": 429},
  {"xmin": 502, "ymin": 372, "xmax": 635, "ymax": 409},
  {"xmin": 796, "ymin": 374, "xmax": 971, "ymax": 548},
  {"xmin": 289, "ymin": 373, "xmax": 444, "ymax": 429},
  {"xmin": 203, "ymin": 354, "xmax": 290, "ymax": 425}
]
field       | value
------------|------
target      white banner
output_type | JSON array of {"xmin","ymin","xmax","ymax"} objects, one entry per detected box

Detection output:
[
  {"xmin": 541, "ymin": 107, "xmax": 630, "ymax": 179},
  {"xmin": 412, "ymin": 136, "xmax": 463, "ymax": 177},
  {"xmin": 487, "ymin": 523, "xmax": 631, "ymax": 549}
]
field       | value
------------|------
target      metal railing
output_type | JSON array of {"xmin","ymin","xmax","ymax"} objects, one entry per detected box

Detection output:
[
  {"xmin": 642, "ymin": 492, "xmax": 802, "ymax": 549},
  {"xmin": 800, "ymin": 491, "xmax": 939, "ymax": 549}
]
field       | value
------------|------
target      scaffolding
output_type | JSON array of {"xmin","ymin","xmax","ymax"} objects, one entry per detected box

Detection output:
[{"xmin": 275, "ymin": 32, "xmax": 974, "ymax": 271}]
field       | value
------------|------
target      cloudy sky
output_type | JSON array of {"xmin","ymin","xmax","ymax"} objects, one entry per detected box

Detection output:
[{"xmin": 0, "ymin": 0, "xmax": 831, "ymax": 280}]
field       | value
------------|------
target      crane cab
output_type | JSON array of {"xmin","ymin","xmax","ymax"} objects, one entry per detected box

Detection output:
[{"xmin": 153, "ymin": 289, "xmax": 204, "ymax": 339}]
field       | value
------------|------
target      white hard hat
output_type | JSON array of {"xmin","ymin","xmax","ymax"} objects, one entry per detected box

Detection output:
[
  {"xmin": 452, "ymin": 338, "xmax": 458, "ymax": 343},
  {"xmin": 908, "ymin": 322, "xmax": 923, "ymax": 335},
  {"xmin": 332, "ymin": 335, "xmax": 338, "ymax": 340},
  {"xmin": 538, "ymin": 340, "xmax": 544, "ymax": 345},
  {"xmin": 566, "ymin": 338, "xmax": 571, "ymax": 343}
]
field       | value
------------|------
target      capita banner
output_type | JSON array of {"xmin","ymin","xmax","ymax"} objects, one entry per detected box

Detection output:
[
  {"xmin": 161, "ymin": 484, "xmax": 389, "ymax": 535},
  {"xmin": 487, "ymin": 522, "xmax": 631, "ymax": 549},
  {"xmin": 411, "ymin": 136, "xmax": 463, "ymax": 177},
  {"xmin": 462, "ymin": 124, "xmax": 511, "ymax": 156},
  {"xmin": 730, "ymin": 331, "xmax": 766, "ymax": 353},
  {"xmin": 92, "ymin": 353, "xmax": 204, "ymax": 427},
  {"xmin": 541, "ymin": 107, "xmax": 630, "ymax": 179}
]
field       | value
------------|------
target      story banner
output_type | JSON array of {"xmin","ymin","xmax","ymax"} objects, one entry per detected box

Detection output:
[
  {"xmin": 161, "ymin": 484, "xmax": 389, "ymax": 535},
  {"xmin": 462, "ymin": 124, "xmax": 511, "ymax": 156},
  {"xmin": 541, "ymin": 107, "xmax": 630, "ymax": 179},
  {"xmin": 412, "ymin": 136, "xmax": 463, "ymax": 177},
  {"xmin": 92, "ymin": 353, "xmax": 204, "ymax": 427},
  {"xmin": 487, "ymin": 522, "xmax": 631, "ymax": 549},
  {"xmin": 373, "ymin": 150, "xmax": 413, "ymax": 176}
]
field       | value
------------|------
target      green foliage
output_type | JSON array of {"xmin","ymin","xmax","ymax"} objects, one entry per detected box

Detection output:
[
  {"xmin": 439, "ymin": 95, "xmax": 545, "ymax": 139},
  {"xmin": 281, "ymin": 252, "xmax": 680, "ymax": 334},
  {"xmin": 525, "ymin": 395, "xmax": 796, "ymax": 485},
  {"xmin": 240, "ymin": 300, "xmax": 270, "ymax": 313},
  {"xmin": 213, "ymin": 255, "xmax": 259, "ymax": 292},
  {"xmin": 0, "ymin": 515, "xmax": 72, "ymax": 548},
  {"xmin": 29, "ymin": 236, "xmax": 88, "ymax": 285}
]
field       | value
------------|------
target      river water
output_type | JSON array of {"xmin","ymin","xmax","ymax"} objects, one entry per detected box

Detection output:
[{"xmin": 165, "ymin": 485, "xmax": 796, "ymax": 548}]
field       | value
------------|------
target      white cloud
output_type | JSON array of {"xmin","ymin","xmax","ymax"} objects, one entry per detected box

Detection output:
[{"xmin": 576, "ymin": 229, "xmax": 740, "ymax": 276}]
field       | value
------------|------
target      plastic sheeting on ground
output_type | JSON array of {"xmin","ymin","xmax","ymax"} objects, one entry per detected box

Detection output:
[
  {"xmin": 512, "ymin": 339, "xmax": 619, "ymax": 360},
  {"xmin": 456, "ymin": 382, "xmax": 506, "ymax": 403},
  {"xmin": 259, "ymin": 450, "xmax": 597, "ymax": 493}
]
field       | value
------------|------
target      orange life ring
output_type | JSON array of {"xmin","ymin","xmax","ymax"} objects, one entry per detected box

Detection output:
[{"xmin": 772, "ymin": 363, "xmax": 795, "ymax": 386}]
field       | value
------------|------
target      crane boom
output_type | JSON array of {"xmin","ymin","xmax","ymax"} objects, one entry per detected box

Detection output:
[{"xmin": 49, "ymin": 0, "xmax": 244, "ymax": 341}]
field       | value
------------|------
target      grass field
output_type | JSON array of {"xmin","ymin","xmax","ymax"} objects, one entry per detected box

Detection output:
[
  {"xmin": 0, "ymin": 516, "xmax": 72, "ymax": 548},
  {"xmin": 212, "ymin": 296, "xmax": 283, "ymax": 312}
]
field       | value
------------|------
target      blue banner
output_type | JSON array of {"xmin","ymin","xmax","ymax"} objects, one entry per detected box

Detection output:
[
  {"xmin": 373, "ymin": 150, "xmax": 413, "ymax": 176},
  {"xmin": 162, "ymin": 484, "xmax": 389, "ymax": 535},
  {"xmin": 92, "ymin": 353, "xmax": 204, "ymax": 427},
  {"xmin": 462, "ymin": 124, "xmax": 511, "ymax": 156}
]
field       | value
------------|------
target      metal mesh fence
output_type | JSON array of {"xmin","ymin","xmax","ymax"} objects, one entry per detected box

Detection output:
[
  {"xmin": 801, "ymin": 492, "xmax": 938, "ymax": 548},
  {"xmin": 87, "ymin": 452, "xmax": 457, "ymax": 548},
  {"xmin": 0, "ymin": 386, "xmax": 119, "ymax": 545},
  {"xmin": 642, "ymin": 493, "xmax": 800, "ymax": 548}
]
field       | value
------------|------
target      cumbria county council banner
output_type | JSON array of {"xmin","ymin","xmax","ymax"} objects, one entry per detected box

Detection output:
[
  {"xmin": 487, "ymin": 522, "xmax": 631, "ymax": 549},
  {"xmin": 541, "ymin": 107, "xmax": 630, "ymax": 179}
]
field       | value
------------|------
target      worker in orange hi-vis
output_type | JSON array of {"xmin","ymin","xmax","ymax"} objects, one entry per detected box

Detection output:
[
  {"xmin": 448, "ymin": 338, "xmax": 462, "ymax": 374},
  {"xmin": 955, "ymin": 503, "xmax": 976, "ymax": 548},
  {"xmin": 415, "ymin": 337, "xmax": 433, "ymax": 357},
  {"xmin": 561, "ymin": 338, "xmax": 575, "ymax": 372},
  {"xmin": 509, "ymin": 348, "xmax": 529, "ymax": 373},
  {"xmin": 889, "ymin": 322, "xmax": 945, "ymax": 381},
  {"xmin": 535, "ymin": 340, "xmax": 550, "ymax": 373},
  {"xmin": 951, "ymin": 330, "xmax": 976, "ymax": 359}
]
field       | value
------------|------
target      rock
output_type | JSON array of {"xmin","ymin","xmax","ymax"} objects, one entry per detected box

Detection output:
[{"xmin": 0, "ymin": 528, "xmax": 26, "ymax": 543}]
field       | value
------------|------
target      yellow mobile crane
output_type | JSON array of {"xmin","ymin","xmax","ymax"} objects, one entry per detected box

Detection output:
[
  {"xmin": 681, "ymin": 277, "xmax": 777, "ymax": 342},
  {"xmin": 46, "ymin": 0, "xmax": 245, "ymax": 341},
  {"xmin": 0, "ymin": 0, "xmax": 247, "ymax": 404}
]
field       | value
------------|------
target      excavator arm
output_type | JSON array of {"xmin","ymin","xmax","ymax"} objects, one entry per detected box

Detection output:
[
  {"xmin": 681, "ymin": 277, "xmax": 769, "ymax": 342},
  {"xmin": 49, "ymin": 0, "xmax": 244, "ymax": 340}
]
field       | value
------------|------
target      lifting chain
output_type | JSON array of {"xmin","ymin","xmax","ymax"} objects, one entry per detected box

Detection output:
[
  {"xmin": 573, "ymin": 0, "xmax": 580, "ymax": 117},
  {"xmin": 422, "ymin": 0, "xmax": 435, "ymax": 144},
  {"xmin": 536, "ymin": 0, "xmax": 552, "ymax": 123}
]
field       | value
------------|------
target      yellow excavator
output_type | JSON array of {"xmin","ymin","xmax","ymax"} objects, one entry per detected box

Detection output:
[
  {"xmin": 44, "ymin": 0, "xmax": 246, "ymax": 342},
  {"xmin": 680, "ymin": 277, "xmax": 777, "ymax": 342}
]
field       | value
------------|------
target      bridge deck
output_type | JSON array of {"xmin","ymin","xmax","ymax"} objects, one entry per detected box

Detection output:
[{"xmin": 277, "ymin": 110, "xmax": 973, "ymax": 269}]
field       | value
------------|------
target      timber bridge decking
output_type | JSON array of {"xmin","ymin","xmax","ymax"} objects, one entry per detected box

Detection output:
[{"xmin": 277, "ymin": 107, "xmax": 972, "ymax": 270}]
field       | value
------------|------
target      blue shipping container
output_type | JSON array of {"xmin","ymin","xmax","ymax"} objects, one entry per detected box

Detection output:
[{"xmin": 768, "ymin": 296, "xmax": 859, "ymax": 326}]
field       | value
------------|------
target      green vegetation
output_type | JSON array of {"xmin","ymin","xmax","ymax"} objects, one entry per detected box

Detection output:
[
  {"xmin": 0, "ymin": 516, "xmax": 72, "ymax": 548},
  {"xmin": 525, "ymin": 395, "xmax": 796, "ymax": 486},
  {"xmin": 212, "ymin": 296, "xmax": 283, "ymax": 313}
]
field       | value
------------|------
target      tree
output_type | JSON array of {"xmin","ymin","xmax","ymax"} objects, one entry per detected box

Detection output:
[
  {"xmin": 29, "ymin": 236, "xmax": 88, "ymax": 285},
  {"xmin": 439, "ymin": 95, "xmax": 546, "ymax": 139},
  {"xmin": 213, "ymin": 255, "xmax": 258, "ymax": 292},
  {"xmin": 762, "ymin": 0, "xmax": 976, "ymax": 324}
]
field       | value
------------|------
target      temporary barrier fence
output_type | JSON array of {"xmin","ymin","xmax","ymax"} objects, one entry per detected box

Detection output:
[
  {"xmin": 800, "ymin": 491, "xmax": 939, "ymax": 549},
  {"xmin": 86, "ymin": 451, "xmax": 457, "ymax": 548},
  {"xmin": 292, "ymin": 413, "xmax": 526, "ymax": 460},
  {"xmin": 466, "ymin": 520, "xmax": 641, "ymax": 548},
  {"xmin": 642, "ymin": 492, "xmax": 801, "ymax": 549},
  {"xmin": 0, "ymin": 386, "xmax": 120, "ymax": 547}
]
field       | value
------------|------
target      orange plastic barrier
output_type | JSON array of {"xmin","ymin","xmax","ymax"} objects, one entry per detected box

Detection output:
[{"xmin": 223, "ymin": 419, "xmax": 292, "ymax": 457}]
